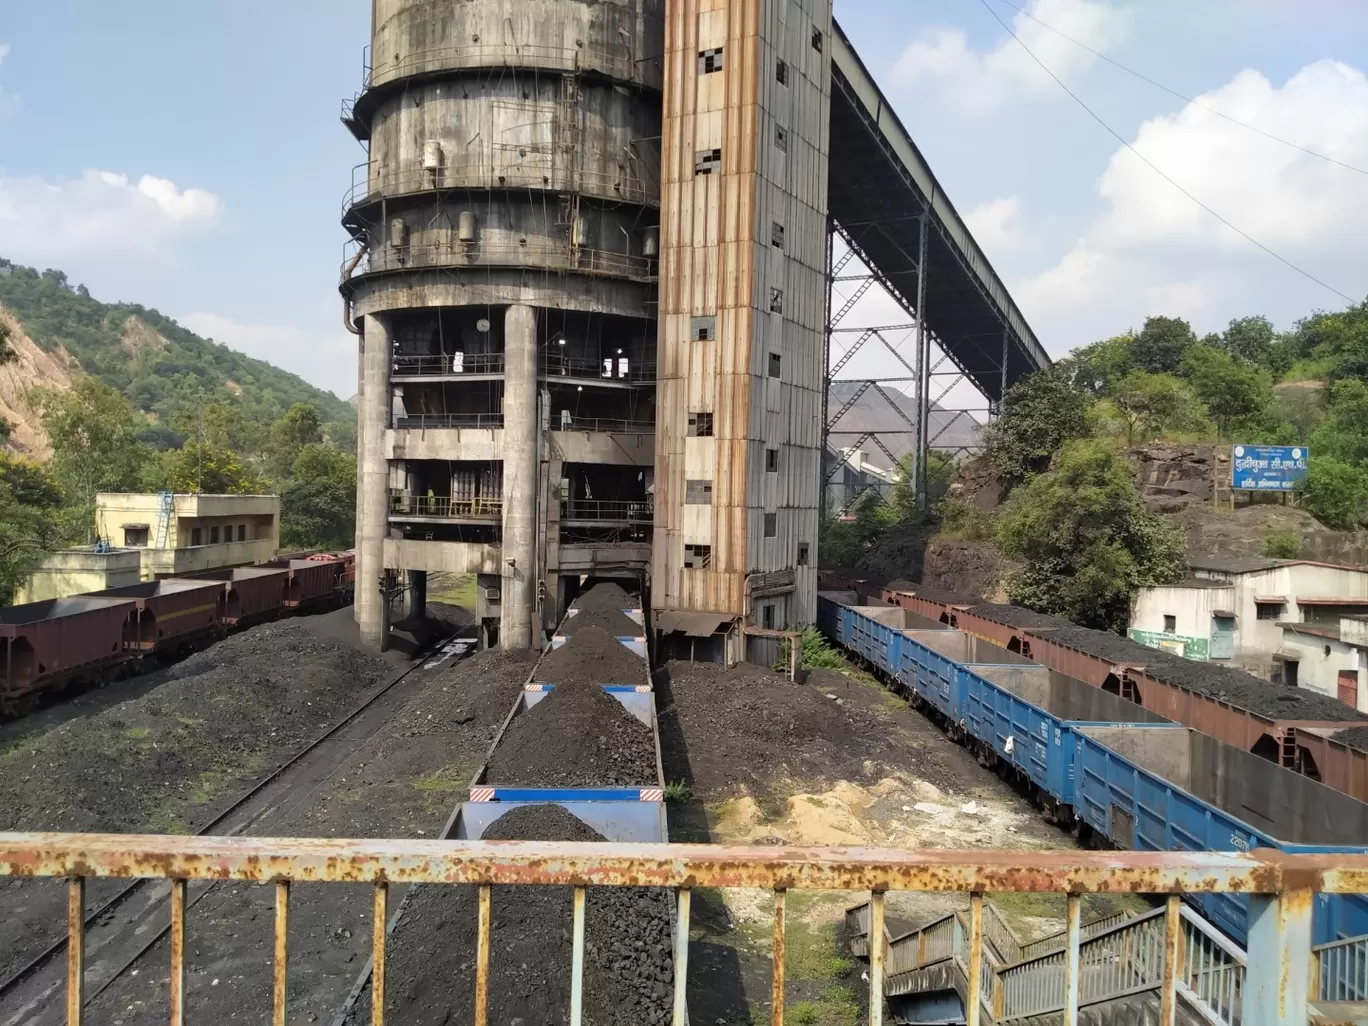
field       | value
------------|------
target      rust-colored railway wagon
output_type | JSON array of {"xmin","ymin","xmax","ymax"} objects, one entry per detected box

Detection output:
[
  {"xmin": 187, "ymin": 567, "xmax": 291, "ymax": 626},
  {"xmin": 89, "ymin": 580, "xmax": 223, "ymax": 650},
  {"xmin": 266, "ymin": 558, "xmax": 342, "ymax": 609},
  {"xmin": 0, "ymin": 596, "xmax": 137, "ymax": 701}
]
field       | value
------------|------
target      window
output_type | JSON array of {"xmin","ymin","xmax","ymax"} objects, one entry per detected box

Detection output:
[
  {"xmin": 690, "ymin": 315, "xmax": 716, "ymax": 342},
  {"xmin": 698, "ymin": 47, "xmax": 724, "ymax": 74},
  {"xmin": 685, "ymin": 479, "xmax": 714, "ymax": 505},
  {"xmin": 191, "ymin": 527, "xmax": 203, "ymax": 546},
  {"xmin": 812, "ymin": 27, "xmax": 824, "ymax": 52},
  {"xmin": 238, "ymin": 524, "xmax": 248, "ymax": 542},
  {"xmin": 123, "ymin": 526, "xmax": 149, "ymax": 548},
  {"xmin": 776, "ymin": 59, "xmax": 788, "ymax": 85},
  {"xmin": 768, "ymin": 352, "xmax": 782, "ymax": 378},
  {"xmin": 762, "ymin": 604, "xmax": 775, "ymax": 630},
  {"xmin": 210, "ymin": 525, "xmax": 221, "ymax": 544},
  {"xmin": 797, "ymin": 542, "xmax": 810, "ymax": 566},
  {"xmin": 688, "ymin": 412, "xmax": 714, "ymax": 437},
  {"xmin": 769, "ymin": 287, "xmax": 784, "ymax": 314},
  {"xmin": 771, "ymin": 221, "xmax": 785, "ymax": 249},
  {"xmin": 684, "ymin": 544, "xmax": 712, "ymax": 569},
  {"xmin": 774, "ymin": 125, "xmax": 788, "ymax": 151},
  {"xmin": 765, "ymin": 448, "xmax": 779, "ymax": 472},
  {"xmin": 1163, "ymin": 615, "xmax": 1176, "ymax": 634},
  {"xmin": 1256, "ymin": 601, "xmax": 1285, "ymax": 620},
  {"xmin": 694, "ymin": 147, "xmax": 722, "ymax": 175},
  {"xmin": 763, "ymin": 513, "xmax": 777, "ymax": 537}
]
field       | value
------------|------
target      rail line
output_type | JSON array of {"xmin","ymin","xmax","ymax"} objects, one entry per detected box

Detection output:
[{"xmin": 0, "ymin": 626, "xmax": 474, "ymax": 1026}]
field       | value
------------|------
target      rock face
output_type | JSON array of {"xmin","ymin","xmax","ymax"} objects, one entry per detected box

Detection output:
[
  {"xmin": 1131, "ymin": 444, "xmax": 1216, "ymax": 513},
  {"xmin": 920, "ymin": 539, "xmax": 1015, "ymax": 601},
  {"xmin": 0, "ymin": 307, "xmax": 77, "ymax": 459},
  {"xmin": 1175, "ymin": 505, "xmax": 1368, "ymax": 565}
]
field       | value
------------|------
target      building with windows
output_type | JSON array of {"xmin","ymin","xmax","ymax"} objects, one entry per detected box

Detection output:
[
  {"xmin": 1129, "ymin": 557, "xmax": 1368, "ymax": 690},
  {"xmin": 16, "ymin": 493, "xmax": 281, "ymax": 602}
]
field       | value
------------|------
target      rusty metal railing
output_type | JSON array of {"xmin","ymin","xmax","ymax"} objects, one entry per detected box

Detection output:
[
  {"xmin": 1016, "ymin": 907, "xmax": 1135, "ymax": 960},
  {"xmin": 1, "ymin": 836, "xmax": 1360, "ymax": 1026},
  {"xmin": 1316, "ymin": 931, "xmax": 1368, "ymax": 1002}
]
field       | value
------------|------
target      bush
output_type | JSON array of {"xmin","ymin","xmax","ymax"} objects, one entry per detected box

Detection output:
[
  {"xmin": 800, "ymin": 627, "xmax": 847, "ymax": 670},
  {"xmin": 935, "ymin": 495, "xmax": 994, "ymax": 541},
  {"xmin": 1262, "ymin": 529, "xmax": 1302, "ymax": 559},
  {"xmin": 1305, "ymin": 456, "xmax": 1368, "ymax": 530}
]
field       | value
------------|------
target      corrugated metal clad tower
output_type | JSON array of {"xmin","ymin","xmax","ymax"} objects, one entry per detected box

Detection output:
[
  {"xmin": 652, "ymin": 0, "xmax": 833, "ymax": 647},
  {"xmin": 342, "ymin": 0, "xmax": 665, "ymax": 649}
]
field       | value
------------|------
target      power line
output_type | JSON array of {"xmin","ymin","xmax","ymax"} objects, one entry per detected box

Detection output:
[
  {"xmin": 974, "ymin": 0, "xmax": 1357, "ymax": 305},
  {"xmin": 987, "ymin": 0, "xmax": 1368, "ymax": 178}
]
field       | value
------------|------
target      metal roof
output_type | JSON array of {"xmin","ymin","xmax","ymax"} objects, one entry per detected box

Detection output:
[{"xmin": 828, "ymin": 22, "xmax": 1050, "ymax": 401}]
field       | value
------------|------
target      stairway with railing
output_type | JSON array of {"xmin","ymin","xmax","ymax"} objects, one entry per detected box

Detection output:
[{"xmin": 847, "ymin": 897, "xmax": 1268, "ymax": 1025}]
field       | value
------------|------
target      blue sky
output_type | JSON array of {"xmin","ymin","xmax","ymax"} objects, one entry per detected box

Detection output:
[{"xmin": 2, "ymin": 1, "xmax": 1367, "ymax": 399}]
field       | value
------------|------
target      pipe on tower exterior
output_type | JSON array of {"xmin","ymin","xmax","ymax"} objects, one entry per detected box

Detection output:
[{"xmin": 500, "ymin": 304, "xmax": 538, "ymax": 650}]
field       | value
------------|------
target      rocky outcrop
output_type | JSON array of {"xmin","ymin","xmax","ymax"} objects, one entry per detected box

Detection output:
[
  {"xmin": 920, "ymin": 539, "xmax": 1016, "ymax": 601},
  {"xmin": 1175, "ymin": 505, "xmax": 1368, "ymax": 565},
  {"xmin": 0, "ymin": 307, "xmax": 78, "ymax": 459},
  {"xmin": 1131, "ymin": 444, "xmax": 1217, "ymax": 513}
]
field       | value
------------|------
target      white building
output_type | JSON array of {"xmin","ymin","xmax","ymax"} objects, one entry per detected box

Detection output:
[
  {"xmin": 1129, "ymin": 557, "xmax": 1368, "ymax": 692},
  {"xmin": 1273, "ymin": 617, "xmax": 1368, "ymax": 711}
]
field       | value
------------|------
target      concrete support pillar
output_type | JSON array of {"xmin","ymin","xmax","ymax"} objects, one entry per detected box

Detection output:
[
  {"xmin": 500, "ymin": 304, "xmax": 538, "ymax": 650},
  {"xmin": 357, "ymin": 313, "xmax": 392, "ymax": 649},
  {"xmin": 405, "ymin": 569, "xmax": 427, "ymax": 621},
  {"xmin": 353, "ymin": 334, "xmax": 366, "ymax": 624}
]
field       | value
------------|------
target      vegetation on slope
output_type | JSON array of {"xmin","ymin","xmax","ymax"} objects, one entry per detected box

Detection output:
[{"xmin": 821, "ymin": 298, "xmax": 1368, "ymax": 632}]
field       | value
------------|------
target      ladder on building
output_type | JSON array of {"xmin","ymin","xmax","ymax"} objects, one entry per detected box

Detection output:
[{"xmin": 152, "ymin": 491, "xmax": 175, "ymax": 549}]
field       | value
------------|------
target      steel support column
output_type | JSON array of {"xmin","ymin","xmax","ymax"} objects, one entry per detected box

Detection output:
[
  {"xmin": 822, "ymin": 219, "xmax": 836, "ymax": 512},
  {"xmin": 1245, "ymin": 888, "xmax": 1312, "ymax": 1025},
  {"xmin": 913, "ymin": 212, "xmax": 930, "ymax": 510}
]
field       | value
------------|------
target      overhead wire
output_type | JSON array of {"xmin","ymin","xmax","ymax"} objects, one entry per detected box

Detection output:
[
  {"xmin": 986, "ymin": 0, "xmax": 1368, "ymax": 178},
  {"xmin": 973, "ymin": 0, "xmax": 1358, "ymax": 305}
]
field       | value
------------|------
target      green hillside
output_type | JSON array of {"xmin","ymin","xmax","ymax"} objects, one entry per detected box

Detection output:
[{"xmin": 0, "ymin": 260, "xmax": 355, "ymax": 450}]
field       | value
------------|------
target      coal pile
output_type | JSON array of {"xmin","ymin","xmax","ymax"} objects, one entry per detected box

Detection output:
[
  {"xmin": 1332, "ymin": 726, "xmax": 1368, "ymax": 753},
  {"xmin": 562, "ymin": 605, "xmax": 644, "ymax": 639},
  {"xmin": 485, "ymin": 676, "xmax": 657, "ymax": 786},
  {"xmin": 361, "ymin": 804, "xmax": 673, "ymax": 1026},
  {"xmin": 970, "ymin": 602, "xmax": 1069, "ymax": 630},
  {"xmin": 571, "ymin": 582, "xmax": 636, "ymax": 615},
  {"xmin": 538, "ymin": 625, "xmax": 649, "ymax": 688}
]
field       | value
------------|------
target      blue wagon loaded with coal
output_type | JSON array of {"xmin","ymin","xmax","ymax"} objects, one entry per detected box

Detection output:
[
  {"xmin": 816, "ymin": 592, "xmax": 1368, "ymax": 950},
  {"xmin": 368, "ymin": 582, "xmax": 680, "ymax": 1026}
]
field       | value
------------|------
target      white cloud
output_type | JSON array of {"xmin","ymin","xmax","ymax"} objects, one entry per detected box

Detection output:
[
  {"xmin": 0, "ymin": 169, "xmax": 220, "ymax": 262},
  {"xmin": 1017, "ymin": 58, "xmax": 1368, "ymax": 352},
  {"xmin": 893, "ymin": 0, "xmax": 1131, "ymax": 113},
  {"xmin": 179, "ymin": 312, "xmax": 356, "ymax": 398},
  {"xmin": 0, "ymin": 42, "xmax": 17, "ymax": 122},
  {"xmin": 965, "ymin": 196, "xmax": 1032, "ymax": 255}
]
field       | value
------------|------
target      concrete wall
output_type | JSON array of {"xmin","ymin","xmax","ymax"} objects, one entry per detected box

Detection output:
[
  {"xmin": 653, "ymin": 0, "xmax": 831, "ymax": 626},
  {"xmin": 1277, "ymin": 627, "xmax": 1361, "ymax": 705},
  {"xmin": 16, "ymin": 548, "xmax": 144, "ymax": 603},
  {"xmin": 1130, "ymin": 584, "xmax": 1230, "ymax": 661}
]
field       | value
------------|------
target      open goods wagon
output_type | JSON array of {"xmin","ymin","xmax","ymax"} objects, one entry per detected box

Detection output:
[
  {"xmin": 0, "ymin": 596, "xmax": 135, "ymax": 701},
  {"xmin": 1073, "ymin": 724, "xmax": 1368, "ymax": 946},
  {"xmin": 187, "ymin": 566, "xmax": 291, "ymax": 625},
  {"xmin": 817, "ymin": 593, "xmax": 1368, "ymax": 948},
  {"xmin": 881, "ymin": 585, "xmax": 1368, "ymax": 800},
  {"xmin": 261, "ymin": 558, "xmax": 344, "ymax": 608},
  {"xmin": 87, "ymin": 579, "xmax": 222, "ymax": 649}
]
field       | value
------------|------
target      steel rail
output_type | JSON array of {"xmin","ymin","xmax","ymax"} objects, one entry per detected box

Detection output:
[{"xmin": 0, "ymin": 625, "xmax": 473, "ymax": 1013}]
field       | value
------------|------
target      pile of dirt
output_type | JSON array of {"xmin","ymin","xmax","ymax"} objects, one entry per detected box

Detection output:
[
  {"xmin": 658, "ymin": 661, "xmax": 901, "ymax": 798},
  {"xmin": 537, "ymin": 625, "xmax": 648, "ymax": 687},
  {"xmin": 0, "ymin": 619, "xmax": 396, "ymax": 833},
  {"xmin": 571, "ymin": 582, "xmax": 637, "ymax": 615},
  {"xmin": 357, "ymin": 804, "xmax": 673, "ymax": 1026},
  {"xmin": 563, "ymin": 605, "xmax": 643, "ymax": 638},
  {"xmin": 485, "ymin": 680, "xmax": 657, "ymax": 787}
]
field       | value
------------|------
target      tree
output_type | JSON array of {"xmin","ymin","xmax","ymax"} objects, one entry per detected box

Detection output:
[
  {"xmin": 1179, "ymin": 345, "xmax": 1273, "ymax": 440},
  {"xmin": 0, "ymin": 320, "xmax": 14, "ymax": 365},
  {"xmin": 30, "ymin": 377, "xmax": 152, "ymax": 531},
  {"xmin": 1218, "ymin": 315, "xmax": 1291, "ymax": 375},
  {"xmin": 1062, "ymin": 334, "xmax": 1135, "ymax": 395},
  {"xmin": 994, "ymin": 440, "xmax": 1186, "ymax": 631},
  {"xmin": 981, "ymin": 368, "xmax": 1094, "ymax": 484},
  {"xmin": 1131, "ymin": 316, "xmax": 1197, "ymax": 374},
  {"xmin": 887, "ymin": 450, "xmax": 953, "ymax": 520},
  {"xmin": 159, "ymin": 439, "xmax": 266, "ymax": 495},
  {"xmin": 0, "ymin": 455, "xmax": 67, "ymax": 604},
  {"xmin": 1311, "ymin": 379, "xmax": 1368, "ymax": 466},
  {"xmin": 280, "ymin": 443, "xmax": 356, "ymax": 549},
  {"xmin": 267, "ymin": 402, "xmax": 324, "ymax": 479},
  {"xmin": 1108, "ymin": 371, "xmax": 1206, "ymax": 445},
  {"xmin": 1305, "ymin": 456, "xmax": 1368, "ymax": 530}
]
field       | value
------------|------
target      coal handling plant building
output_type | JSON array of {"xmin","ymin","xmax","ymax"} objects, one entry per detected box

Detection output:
[{"xmin": 341, "ymin": 0, "xmax": 1047, "ymax": 655}]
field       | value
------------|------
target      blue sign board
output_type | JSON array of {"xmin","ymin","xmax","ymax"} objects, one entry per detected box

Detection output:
[{"xmin": 1232, "ymin": 445, "xmax": 1308, "ymax": 491}]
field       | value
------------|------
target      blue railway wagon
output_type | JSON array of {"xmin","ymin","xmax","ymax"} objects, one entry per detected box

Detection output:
[
  {"xmin": 817, "ymin": 592, "xmax": 858, "ymax": 640},
  {"xmin": 897, "ymin": 629, "xmax": 1037, "ymax": 719},
  {"xmin": 962, "ymin": 665, "xmax": 1172, "ymax": 806},
  {"xmin": 1074, "ymin": 725, "xmax": 1368, "ymax": 945}
]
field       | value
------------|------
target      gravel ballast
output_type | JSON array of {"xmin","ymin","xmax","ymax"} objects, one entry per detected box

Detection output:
[{"xmin": 356, "ymin": 804, "xmax": 674, "ymax": 1026}]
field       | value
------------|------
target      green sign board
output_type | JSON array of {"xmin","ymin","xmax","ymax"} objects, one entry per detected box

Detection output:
[{"xmin": 1128, "ymin": 628, "xmax": 1209, "ymax": 662}]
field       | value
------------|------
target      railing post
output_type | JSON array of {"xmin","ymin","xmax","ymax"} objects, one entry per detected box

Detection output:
[
  {"xmin": 1062, "ymin": 893, "xmax": 1081, "ymax": 1026},
  {"xmin": 1246, "ymin": 888, "xmax": 1312, "ymax": 1026},
  {"xmin": 869, "ymin": 891, "xmax": 885, "ymax": 1026},
  {"xmin": 673, "ymin": 887, "xmax": 691, "ymax": 1026},
  {"xmin": 772, "ymin": 889, "xmax": 786, "ymax": 1026},
  {"xmin": 966, "ymin": 892, "xmax": 984, "ymax": 1026},
  {"xmin": 67, "ymin": 876, "xmax": 84, "ymax": 1026},
  {"xmin": 1159, "ymin": 896, "xmax": 1181, "ymax": 1026}
]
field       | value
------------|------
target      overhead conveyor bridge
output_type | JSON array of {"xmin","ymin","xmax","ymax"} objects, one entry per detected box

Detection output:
[{"xmin": 828, "ymin": 21, "xmax": 1051, "ymax": 402}]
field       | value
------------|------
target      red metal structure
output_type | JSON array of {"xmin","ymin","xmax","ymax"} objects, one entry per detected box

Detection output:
[
  {"xmin": 188, "ymin": 567, "xmax": 293, "ymax": 626},
  {"xmin": 0, "ymin": 597, "xmax": 135, "ymax": 702}
]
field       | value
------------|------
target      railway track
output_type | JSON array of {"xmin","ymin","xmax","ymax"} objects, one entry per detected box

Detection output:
[{"xmin": 0, "ymin": 627, "xmax": 474, "ymax": 1026}]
